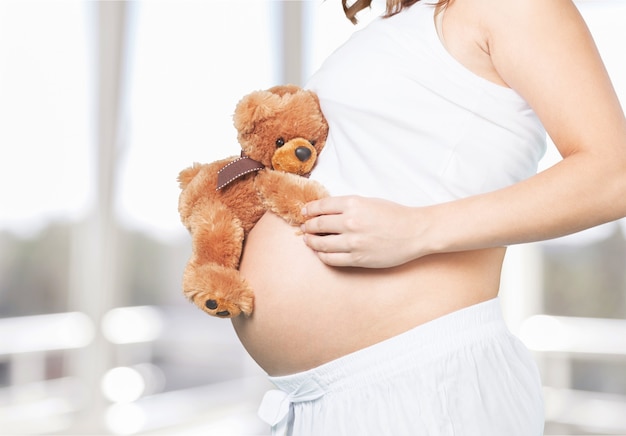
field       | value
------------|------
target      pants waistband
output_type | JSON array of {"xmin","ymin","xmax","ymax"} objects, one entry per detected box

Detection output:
[
  {"xmin": 269, "ymin": 297, "xmax": 507, "ymax": 393},
  {"xmin": 258, "ymin": 298, "xmax": 509, "ymax": 434}
]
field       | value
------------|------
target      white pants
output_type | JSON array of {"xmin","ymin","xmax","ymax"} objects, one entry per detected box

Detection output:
[{"xmin": 258, "ymin": 298, "xmax": 544, "ymax": 436}]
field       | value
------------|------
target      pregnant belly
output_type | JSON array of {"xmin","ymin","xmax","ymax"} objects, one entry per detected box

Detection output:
[{"xmin": 232, "ymin": 212, "xmax": 505, "ymax": 376}]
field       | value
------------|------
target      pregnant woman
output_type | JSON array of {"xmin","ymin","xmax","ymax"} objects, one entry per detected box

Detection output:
[{"xmin": 233, "ymin": 0, "xmax": 626, "ymax": 434}]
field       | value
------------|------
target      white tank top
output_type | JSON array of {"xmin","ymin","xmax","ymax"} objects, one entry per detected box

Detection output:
[{"xmin": 307, "ymin": 1, "xmax": 546, "ymax": 207}]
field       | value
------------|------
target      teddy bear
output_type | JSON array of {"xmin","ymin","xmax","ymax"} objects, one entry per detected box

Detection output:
[{"xmin": 177, "ymin": 85, "xmax": 329, "ymax": 318}]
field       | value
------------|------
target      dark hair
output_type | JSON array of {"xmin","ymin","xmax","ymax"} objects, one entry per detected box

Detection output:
[{"xmin": 342, "ymin": 0, "xmax": 449, "ymax": 24}]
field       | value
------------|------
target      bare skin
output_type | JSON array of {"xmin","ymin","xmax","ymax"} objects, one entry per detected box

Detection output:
[
  {"xmin": 234, "ymin": 212, "xmax": 502, "ymax": 375},
  {"xmin": 233, "ymin": 0, "xmax": 626, "ymax": 376}
]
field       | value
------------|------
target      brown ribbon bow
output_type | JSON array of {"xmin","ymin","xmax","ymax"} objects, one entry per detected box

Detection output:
[{"xmin": 216, "ymin": 152, "xmax": 264, "ymax": 190}]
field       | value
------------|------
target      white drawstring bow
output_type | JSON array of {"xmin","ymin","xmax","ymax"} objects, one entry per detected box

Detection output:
[{"xmin": 258, "ymin": 378, "xmax": 326, "ymax": 436}]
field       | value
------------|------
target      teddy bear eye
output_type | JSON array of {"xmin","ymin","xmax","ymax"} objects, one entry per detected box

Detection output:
[
  {"xmin": 310, "ymin": 140, "xmax": 317, "ymax": 146},
  {"xmin": 275, "ymin": 137, "xmax": 285, "ymax": 147}
]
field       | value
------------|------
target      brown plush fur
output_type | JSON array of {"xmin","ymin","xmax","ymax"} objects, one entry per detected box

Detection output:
[{"xmin": 178, "ymin": 85, "xmax": 329, "ymax": 318}]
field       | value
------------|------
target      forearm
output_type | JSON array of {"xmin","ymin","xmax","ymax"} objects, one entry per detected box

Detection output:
[{"xmin": 420, "ymin": 151, "xmax": 626, "ymax": 255}]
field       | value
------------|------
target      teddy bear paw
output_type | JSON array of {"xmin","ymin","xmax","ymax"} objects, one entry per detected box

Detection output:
[
  {"xmin": 256, "ymin": 171, "xmax": 328, "ymax": 225},
  {"xmin": 202, "ymin": 294, "xmax": 253, "ymax": 318},
  {"xmin": 183, "ymin": 263, "xmax": 254, "ymax": 318},
  {"xmin": 205, "ymin": 298, "xmax": 232, "ymax": 317},
  {"xmin": 186, "ymin": 287, "xmax": 254, "ymax": 318}
]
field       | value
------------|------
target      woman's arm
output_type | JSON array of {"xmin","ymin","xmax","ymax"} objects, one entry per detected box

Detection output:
[{"xmin": 301, "ymin": 0, "xmax": 626, "ymax": 268}]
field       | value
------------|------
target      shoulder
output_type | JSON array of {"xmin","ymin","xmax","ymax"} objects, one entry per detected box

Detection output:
[
  {"xmin": 474, "ymin": 0, "xmax": 587, "ymax": 54},
  {"xmin": 465, "ymin": 0, "xmax": 580, "ymax": 26},
  {"xmin": 456, "ymin": 0, "xmax": 595, "ymax": 93},
  {"xmin": 448, "ymin": 0, "xmax": 586, "ymax": 50},
  {"xmin": 437, "ymin": 0, "xmax": 563, "ymax": 88},
  {"xmin": 471, "ymin": 0, "xmax": 621, "ymax": 156}
]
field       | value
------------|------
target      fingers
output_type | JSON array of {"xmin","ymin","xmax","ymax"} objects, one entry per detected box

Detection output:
[
  {"xmin": 315, "ymin": 251, "xmax": 355, "ymax": 267},
  {"xmin": 302, "ymin": 232, "xmax": 347, "ymax": 253},
  {"xmin": 301, "ymin": 197, "xmax": 341, "ymax": 234},
  {"xmin": 301, "ymin": 196, "xmax": 360, "ymax": 235},
  {"xmin": 298, "ymin": 195, "xmax": 418, "ymax": 268},
  {"xmin": 300, "ymin": 214, "xmax": 343, "ymax": 235},
  {"xmin": 301, "ymin": 196, "xmax": 352, "ymax": 218},
  {"xmin": 300, "ymin": 195, "xmax": 370, "ymax": 267},
  {"xmin": 302, "ymin": 233, "xmax": 358, "ymax": 267}
]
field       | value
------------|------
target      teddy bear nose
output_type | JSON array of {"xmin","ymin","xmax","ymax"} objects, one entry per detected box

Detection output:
[{"xmin": 295, "ymin": 146, "xmax": 312, "ymax": 162}]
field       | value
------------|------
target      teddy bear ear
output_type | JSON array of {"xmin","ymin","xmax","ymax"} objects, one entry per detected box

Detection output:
[
  {"xmin": 267, "ymin": 84, "xmax": 302, "ymax": 97},
  {"xmin": 267, "ymin": 85, "xmax": 321, "ymax": 108},
  {"xmin": 233, "ymin": 90, "xmax": 283, "ymax": 134}
]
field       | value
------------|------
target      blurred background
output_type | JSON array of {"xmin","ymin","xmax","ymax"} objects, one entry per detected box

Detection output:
[{"xmin": 0, "ymin": 0, "xmax": 624, "ymax": 435}]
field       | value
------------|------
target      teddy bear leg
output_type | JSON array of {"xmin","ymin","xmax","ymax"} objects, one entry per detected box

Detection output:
[
  {"xmin": 187, "ymin": 200, "xmax": 245, "ymax": 268},
  {"xmin": 183, "ymin": 261, "xmax": 254, "ymax": 318},
  {"xmin": 182, "ymin": 200, "xmax": 254, "ymax": 317},
  {"xmin": 255, "ymin": 171, "xmax": 329, "ymax": 225}
]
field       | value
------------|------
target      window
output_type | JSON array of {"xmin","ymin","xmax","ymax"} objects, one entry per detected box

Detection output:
[
  {"xmin": 1, "ymin": 1, "xmax": 625, "ymax": 434},
  {"xmin": 0, "ymin": 2, "xmax": 282, "ymax": 434}
]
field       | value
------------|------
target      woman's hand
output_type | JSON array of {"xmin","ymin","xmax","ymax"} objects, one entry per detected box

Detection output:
[{"xmin": 300, "ymin": 196, "xmax": 428, "ymax": 268}]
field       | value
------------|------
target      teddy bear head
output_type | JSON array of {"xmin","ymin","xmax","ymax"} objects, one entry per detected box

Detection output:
[{"xmin": 232, "ymin": 85, "xmax": 328, "ymax": 175}]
